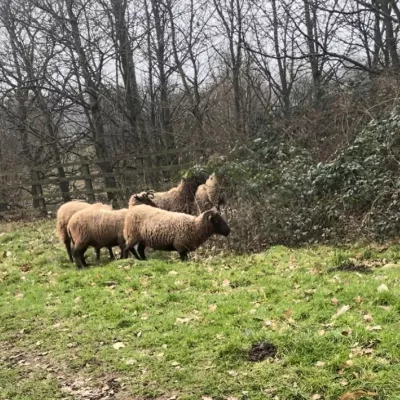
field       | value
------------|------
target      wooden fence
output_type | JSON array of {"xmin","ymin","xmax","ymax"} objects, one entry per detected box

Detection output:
[{"xmin": 0, "ymin": 146, "xmax": 205, "ymax": 219}]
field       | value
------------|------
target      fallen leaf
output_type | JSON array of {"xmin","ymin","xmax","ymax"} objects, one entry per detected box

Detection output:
[
  {"xmin": 341, "ymin": 328, "xmax": 353, "ymax": 336},
  {"xmin": 340, "ymin": 379, "xmax": 349, "ymax": 386},
  {"xmin": 112, "ymin": 342, "xmax": 125, "ymax": 350},
  {"xmin": 171, "ymin": 361, "xmax": 180, "ymax": 366},
  {"xmin": 331, "ymin": 297, "xmax": 339, "ymax": 305},
  {"xmin": 74, "ymin": 296, "xmax": 81, "ymax": 304},
  {"xmin": 354, "ymin": 296, "xmax": 363, "ymax": 304},
  {"xmin": 201, "ymin": 397, "xmax": 213, "ymax": 400},
  {"xmin": 227, "ymin": 370, "xmax": 237, "ymax": 376},
  {"xmin": 222, "ymin": 279, "xmax": 230, "ymax": 287},
  {"xmin": 318, "ymin": 329, "xmax": 326, "ymax": 336},
  {"xmin": 176, "ymin": 317, "xmax": 191, "ymax": 324},
  {"xmin": 125, "ymin": 359, "xmax": 137, "ymax": 365},
  {"xmin": 168, "ymin": 270, "xmax": 178, "ymax": 275},
  {"xmin": 366, "ymin": 325, "xmax": 382, "ymax": 331},
  {"xmin": 363, "ymin": 313, "xmax": 373, "ymax": 322},
  {"xmin": 338, "ymin": 390, "xmax": 377, "ymax": 400},
  {"xmin": 378, "ymin": 305, "xmax": 392, "ymax": 311},
  {"xmin": 283, "ymin": 309, "xmax": 293, "ymax": 318},
  {"xmin": 209, "ymin": 304, "xmax": 217, "ymax": 312},
  {"xmin": 377, "ymin": 284, "xmax": 389, "ymax": 292},
  {"xmin": 14, "ymin": 293, "xmax": 24, "ymax": 300},
  {"xmin": 19, "ymin": 264, "xmax": 31, "ymax": 272},
  {"xmin": 344, "ymin": 360, "xmax": 354, "ymax": 367},
  {"xmin": 310, "ymin": 395, "xmax": 322, "ymax": 400},
  {"xmin": 315, "ymin": 361, "xmax": 325, "ymax": 368},
  {"xmin": 333, "ymin": 305, "xmax": 350, "ymax": 318}
]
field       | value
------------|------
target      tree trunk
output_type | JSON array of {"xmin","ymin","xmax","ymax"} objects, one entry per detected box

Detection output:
[{"xmin": 65, "ymin": 0, "xmax": 117, "ymax": 201}]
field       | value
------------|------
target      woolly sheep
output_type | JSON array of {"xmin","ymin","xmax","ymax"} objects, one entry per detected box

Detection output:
[
  {"xmin": 152, "ymin": 174, "xmax": 207, "ymax": 214},
  {"xmin": 56, "ymin": 201, "xmax": 112, "ymax": 263},
  {"xmin": 194, "ymin": 173, "xmax": 226, "ymax": 213},
  {"xmin": 123, "ymin": 205, "xmax": 230, "ymax": 261},
  {"xmin": 67, "ymin": 193, "xmax": 157, "ymax": 268}
]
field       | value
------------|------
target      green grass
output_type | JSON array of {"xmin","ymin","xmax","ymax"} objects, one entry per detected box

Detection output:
[{"xmin": 1, "ymin": 220, "xmax": 400, "ymax": 399}]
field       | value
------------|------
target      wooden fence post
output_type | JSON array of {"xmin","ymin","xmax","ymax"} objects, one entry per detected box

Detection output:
[
  {"xmin": 81, "ymin": 159, "xmax": 96, "ymax": 203},
  {"xmin": 31, "ymin": 170, "xmax": 47, "ymax": 215}
]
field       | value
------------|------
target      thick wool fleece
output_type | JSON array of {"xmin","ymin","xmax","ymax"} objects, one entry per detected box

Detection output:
[
  {"xmin": 68, "ymin": 208, "xmax": 128, "ymax": 250},
  {"xmin": 56, "ymin": 201, "xmax": 110, "ymax": 243},
  {"xmin": 152, "ymin": 177, "xmax": 205, "ymax": 214},
  {"xmin": 124, "ymin": 205, "xmax": 219, "ymax": 253},
  {"xmin": 195, "ymin": 173, "xmax": 226, "ymax": 213}
]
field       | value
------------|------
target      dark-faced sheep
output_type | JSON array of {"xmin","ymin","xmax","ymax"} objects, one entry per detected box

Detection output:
[
  {"xmin": 123, "ymin": 205, "xmax": 230, "ymax": 261},
  {"xmin": 67, "ymin": 193, "xmax": 157, "ymax": 268},
  {"xmin": 56, "ymin": 201, "xmax": 112, "ymax": 263},
  {"xmin": 194, "ymin": 173, "xmax": 226, "ymax": 213},
  {"xmin": 152, "ymin": 173, "xmax": 207, "ymax": 214}
]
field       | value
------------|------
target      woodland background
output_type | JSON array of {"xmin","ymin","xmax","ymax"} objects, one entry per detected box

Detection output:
[{"xmin": 1, "ymin": 0, "xmax": 400, "ymax": 251}]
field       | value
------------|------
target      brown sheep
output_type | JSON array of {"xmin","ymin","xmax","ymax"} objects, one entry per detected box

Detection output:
[
  {"xmin": 123, "ymin": 205, "xmax": 230, "ymax": 261},
  {"xmin": 56, "ymin": 201, "xmax": 112, "ymax": 263},
  {"xmin": 194, "ymin": 173, "xmax": 226, "ymax": 213},
  {"xmin": 152, "ymin": 174, "xmax": 207, "ymax": 214},
  {"xmin": 67, "ymin": 193, "xmax": 158, "ymax": 268}
]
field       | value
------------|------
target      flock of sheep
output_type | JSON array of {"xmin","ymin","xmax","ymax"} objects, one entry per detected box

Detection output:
[{"xmin": 56, "ymin": 171, "xmax": 230, "ymax": 268}]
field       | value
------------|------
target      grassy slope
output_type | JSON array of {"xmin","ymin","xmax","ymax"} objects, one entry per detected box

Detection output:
[{"xmin": 0, "ymin": 220, "xmax": 400, "ymax": 400}]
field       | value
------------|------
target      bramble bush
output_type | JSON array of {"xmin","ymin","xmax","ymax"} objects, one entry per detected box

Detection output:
[{"xmin": 214, "ymin": 108, "xmax": 400, "ymax": 251}]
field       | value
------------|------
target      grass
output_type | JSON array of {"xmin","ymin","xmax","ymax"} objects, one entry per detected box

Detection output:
[{"xmin": 1, "ymin": 219, "xmax": 400, "ymax": 399}]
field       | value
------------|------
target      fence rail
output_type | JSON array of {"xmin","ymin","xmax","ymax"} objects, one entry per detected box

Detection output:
[{"xmin": 0, "ymin": 146, "xmax": 204, "ymax": 219}]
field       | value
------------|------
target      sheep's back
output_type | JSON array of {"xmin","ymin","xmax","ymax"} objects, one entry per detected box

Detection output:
[
  {"xmin": 126, "ymin": 206, "xmax": 196, "ymax": 249},
  {"xmin": 56, "ymin": 201, "xmax": 90, "ymax": 241},
  {"xmin": 68, "ymin": 208, "xmax": 127, "ymax": 248}
]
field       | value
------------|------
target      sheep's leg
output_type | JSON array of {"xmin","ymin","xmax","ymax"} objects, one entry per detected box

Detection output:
[
  {"xmin": 178, "ymin": 250, "xmax": 189, "ymax": 261},
  {"xmin": 64, "ymin": 239, "xmax": 74, "ymax": 263},
  {"xmin": 73, "ymin": 245, "xmax": 88, "ymax": 269},
  {"xmin": 108, "ymin": 247, "xmax": 115, "ymax": 260},
  {"xmin": 136, "ymin": 243, "xmax": 146, "ymax": 261},
  {"xmin": 95, "ymin": 247, "xmax": 101, "ymax": 262},
  {"xmin": 119, "ymin": 246, "xmax": 126, "ymax": 259}
]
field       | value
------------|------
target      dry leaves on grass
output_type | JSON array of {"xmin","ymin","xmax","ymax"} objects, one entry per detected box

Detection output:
[
  {"xmin": 377, "ymin": 284, "xmax": 389, "ymax": 292},
  {"xmin": 332, "ymin": 305, "xmax": 350, "ymax": 319},
  {"xmin": 331, "ymin": 297, "xmax": 340, "ymax": 306},
  {"xmin": 176, "ymin": 311, "xmax": 202, "ymax": 324},
  {"xmin": 112, "ymin": 342, "xmax": 125, "ymax": 350},
  {"xmin": 338, "ymin": 390, "xmax": 377, "ymax": 400},
  {"xmin": 366, "ymin": 325, "xmax": 382, "ymax": 331},
  {"xmin": 363, "ymin": 313, "xmax": 373, "ymax": 322},
  {"xmin": 222, "ymin": 279, "xmax": 231, "ymax": 287}
]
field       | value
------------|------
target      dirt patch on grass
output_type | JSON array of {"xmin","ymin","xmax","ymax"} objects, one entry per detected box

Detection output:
[
  {"xmin": 0, "ymin": 341, "xmax": 130, "ymax": 400},
  {"xmin": 248, "ymin": 341, "xmax": 277, "ymax": 362},
  {"xmin": 328, "ymin": 262, "xmax": 372, "ymax": 274}
]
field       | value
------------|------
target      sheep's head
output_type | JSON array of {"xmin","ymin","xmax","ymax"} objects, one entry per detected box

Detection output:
[
  {"xmin": 128, "ymin": 191, "xmax": 157, "ymax": 208},
  {"xmin": 203, "ymin": 207, "xmax": 230, "ymax": 237},
  {"xmin": 183, "ymin": 165, "xmax": 208, "ymax": 185}
]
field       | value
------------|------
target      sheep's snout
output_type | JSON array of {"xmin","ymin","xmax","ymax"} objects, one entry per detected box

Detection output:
[
  {"xmin": 221, "ymin": 224, "xmax": 230, "ymax": 237},
  {"xmin": 214, "ymin": 217, "xmax": 230, "ymax": 236}
]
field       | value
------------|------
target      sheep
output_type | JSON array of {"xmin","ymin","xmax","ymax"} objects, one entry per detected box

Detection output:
[
  {"xmin": 194, "ymin": 173, "xmax": 226, "ymax": 213},
  {"xmin": 152, "ymin": 172, "xmax": 208, "ymax": 214},
  {"xmin": 67, "ymin": 192, "xmax": 157, "ymax": 268},
  {"xmin": 56, "ymin": 201, "xmax": 113, "ymax": 263},
  {"xmin": 123, "ymin": 205, "xmax": 230, "ymax": 261}
]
